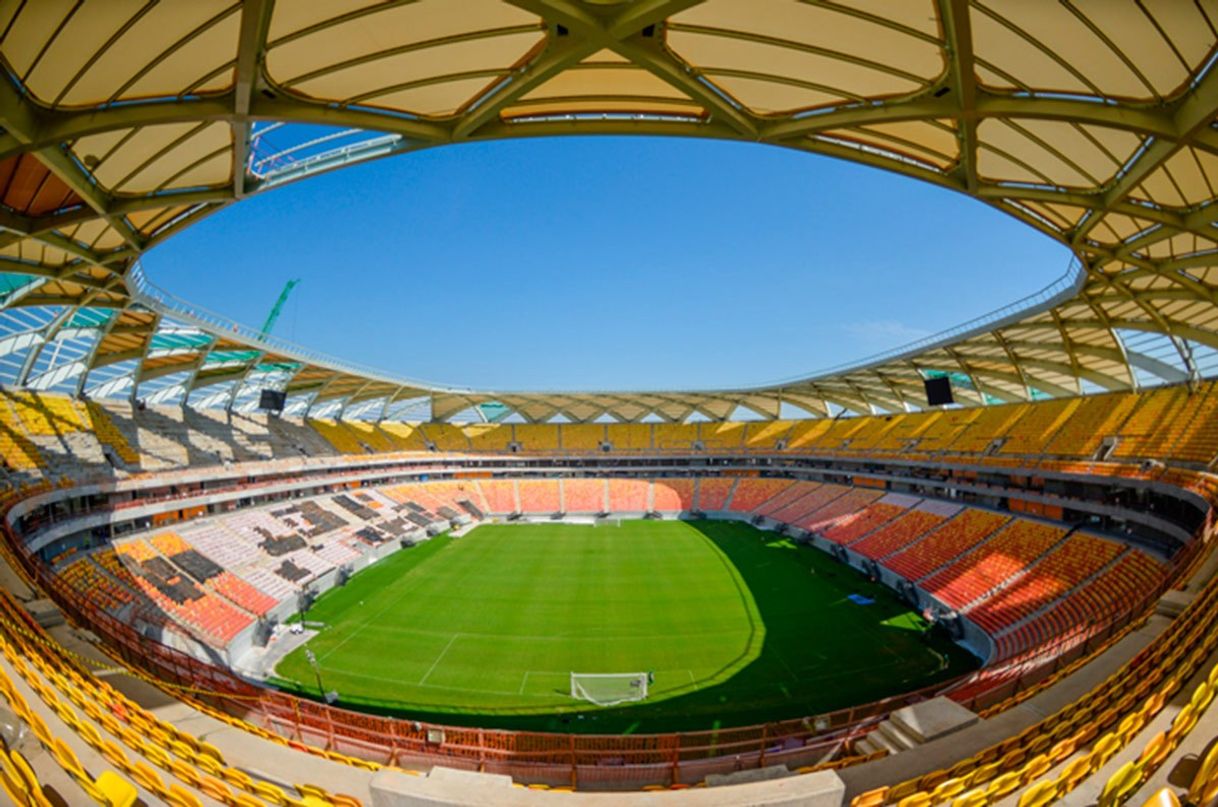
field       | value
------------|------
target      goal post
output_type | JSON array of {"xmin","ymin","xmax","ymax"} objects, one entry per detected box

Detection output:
[{"xmin": 569, "ymin": 672, "xmax": 650, "ymax": 706}]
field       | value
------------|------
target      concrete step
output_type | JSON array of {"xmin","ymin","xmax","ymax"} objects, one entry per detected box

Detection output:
[
  {"xmin": 890, "ymin": 697, "xmax": 979, "ymax": 744},
  {"xmin": 876, "ymin": 719, "xmax": 921, "ymax": 751},
  {"xmin": 853, "ymin": 737, "xmax": 883, "ymax": 757},
  {"xmin": 861, "ymin": 729, "xmax": 903, "ymax": 756}
]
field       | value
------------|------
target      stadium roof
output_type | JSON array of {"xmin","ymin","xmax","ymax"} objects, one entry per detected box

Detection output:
[{"xmin": 2, "ymin": 1, "xmax": 1218, "ymax": 423}]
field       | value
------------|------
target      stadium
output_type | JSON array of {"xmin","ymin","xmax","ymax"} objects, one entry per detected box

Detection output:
[{"xmin": 0, "ymin": 1, "xmax": 1217, "ymax": 806}]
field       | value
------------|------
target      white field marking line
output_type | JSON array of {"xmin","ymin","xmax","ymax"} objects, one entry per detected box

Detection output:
[
  {"xmin": 314, "ymin": 531, "xmax": 509, "ymax": 664},
  {"xmin": 314, "ymin": 570, "xmax": 443, "ymax": 663},
  {"xmin": 350, "ymin": 622, "xmax": 748, "ymax": 644},
  {"xmin": 418, "ymin": 633, "xmax": 460, "ymax": 685},
  {"xmin": 324, "ymin": 665, "xmax": 533, "ymax": 698},
  {"xmin": 519, "ymin": 671, "xmax": 530, "ymax": 695},
  {"xmin": 771, "ymin": 646, "xmax": 800, "ymax": 683}
]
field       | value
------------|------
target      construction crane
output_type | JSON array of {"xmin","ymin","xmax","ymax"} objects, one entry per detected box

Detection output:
[{"xmin": 259, "ymin": 279, "xmax": 300, "ymax": 339}]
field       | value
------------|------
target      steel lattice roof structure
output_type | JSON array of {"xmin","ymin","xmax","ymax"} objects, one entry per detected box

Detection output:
[{"xmin": 2, "ymin": 1, "xmax": 1218, "ymax": 423}]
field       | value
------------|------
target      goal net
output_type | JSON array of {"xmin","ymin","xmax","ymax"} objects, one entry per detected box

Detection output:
[{"xmin": 569, "ymin": 672, "xmax": 649, "ymax": 706}]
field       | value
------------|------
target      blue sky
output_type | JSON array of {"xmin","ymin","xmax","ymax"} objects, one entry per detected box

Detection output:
[{"xmin": 144, "ymin": 136, "xmax": 1071, "ymax": 392}]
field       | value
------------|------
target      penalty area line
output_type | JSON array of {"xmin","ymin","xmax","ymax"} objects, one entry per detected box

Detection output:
[{"xmin": 418, "ymin": 633, "xmax": 460, "ymax": 685}]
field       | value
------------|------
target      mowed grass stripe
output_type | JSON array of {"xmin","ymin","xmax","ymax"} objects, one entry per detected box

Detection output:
[{"xmin": 273, "ymin": 520, "xmax": 978, "ymax": 733}]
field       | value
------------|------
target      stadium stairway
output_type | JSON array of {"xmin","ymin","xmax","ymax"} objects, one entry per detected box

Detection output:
[{"xmin": 852, "ymin": 700, "xmax": 979, "ymax": 759}]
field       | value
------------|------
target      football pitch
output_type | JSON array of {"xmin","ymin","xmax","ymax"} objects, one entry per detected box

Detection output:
[{"xmin": 272, "ymin": 520, "xmax": 978, "ymax": 734}]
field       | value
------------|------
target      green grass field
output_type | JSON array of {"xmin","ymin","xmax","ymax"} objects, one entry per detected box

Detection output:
[{"xmin": 272, "ymin": 520, "xmax": 978, "ymax": 733}]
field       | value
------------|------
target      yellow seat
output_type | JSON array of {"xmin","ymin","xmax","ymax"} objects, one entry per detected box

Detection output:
[
  {"xmin": 1117, "ymin": 711, "xmax": 1145, "ymax": 741},
  {"xmin": 948, "ymin": 759, "xmax": 977, "ymax": 780},
  {"xmin": 1089, "ymin": 732, "xmax": 1123, "ymax": 772},
  {"xmin": 52, "ymin": 700, "xmax": 77, "ymax": 725},
  {"xmin": 1024, "ymin": 734, "xmax": 1051, "ymax": 757},
  {"xmin": 197, "ymin": 775, "xmax": 232, "ymax": 802},
  {"xmin": 1098, "ymin": 760, "xmax": 1144, "ymax": 807},
  {"xmin": 25, "ymin": 711, "xmax": 52, "ymax": 744},
  {"xmin": 986, "ymin": 770, "xmax": 1023, "ymax": 800},
  {"xmin": 1073, "ymin": 721, "xmax": 1100, "ymax": 747},
  {"xmin": 167, "ymin": 758, "xmax": 203, "ymax": 788},
  {"xmin": 117, "ymin": 726, "xmax": 145, "ymax": 749},
  {"xmin": 97, "ymin": 712, "xmax": 125, "ymax": 737},
  {"xmin": 76, "ymin": 720, "xmax": 104, "ymax": 750},
  {"xmin": 145, "ymin": 726, "xmax": 172, "ymax": 748},
  {"xmin": 98, "ymin": 740, "xmax": 129, "ymax": 770},
  {"xmin": 168, "ymin": 739, "xmax": 197, "ymax": 762},
  {"xmin": 1140, "ymin": 787, "xmax": 1181, "ymax": 807},
  {"xmin": 129, "ymin": 761, "xmax": 168, "ymax": 798},
  {"xmin": 253, "ymin": 779, "xmax": 291, "ymax": 805},
  {"xmin": 297, "ymin": 783, "xmax": 329, "ymax": 800},
  {"xmin": 196, "ymin": 740, "xmax": 225, "ymax": 764},
  {"xmin": 998, "ymin": 748, "xmax": 1027, "ymax": 772},
  {"xmin": 1048, "ymin": 735, "xmax": 1079, "ymax": 763},
  {"xmin": 142, "ymin": 742, "xmax": 172, "ymax": 770},
  {"xmin": 94, "ymin": 770, "xmax": 138, "ymax": 807},
  {"xmin": 850, "ymin": 788, "xmax": 888, "ymax": 807},
  {"xmin": 931, "ymin": 776, "xmax": 968, "ymax": 802},
  {"xmin": 50, "ymin": 737, "xmax": 86, "ymax": 781},
  {"xmin": 165, "ymin": 783, "xmax": 205, "ymax": 807},
  {"xmin": 11, "ymin": 751, "xmax": 52, "ymax": 807},
  {"xmin": 974, "ymin": 746, "xmax": 1001, "ymax": 767},
  {"xmin": 222, "ymin": 766, "xmax": 255, "ymax": 791},
  {"xmin": 1188, "ymin": 741, "xmax": 1218, "ymax": 806},
  {"xmin": 887, "ymin": 779, "xmax": 920, "ymax": 803},
  {"xmin": 1190, "ymin": 681, "xmax": 1214, "ymax": 712},
  {"xmin": 1138, "ymin": 731, "xmax": 1172, "ymax": 771},
  {"xmin": 195, "ymin": 754, "xmax": 223, "ymax": 777},
  {"xmin": 172, "ymin": 731, "xmax": 201, "ymax": 753},
  {"xmin": 950, "ymin": 788, "xmax": 988, "ymax": 807},
  {"xmin": 1056, "ymin": 756, "xmax": 1093, "ymax": 796},
  {"xmin": 0, "ymin": 751, "xmax": 31, "ymax": 805},
  {"xmin": 1016, "ymin": 779, "xmax": 1057, "ymax": 807},
  {"xmin": 1021, "ymin": 753, "xmax": 1052, "ymax": 783},
  {"xmin": 917, "ymin": 769, "xmax": 949, "ymax": 792},
  {"xmin": 966, "ymin": 761, "xmax": 1000, "ymax": 789},
  {"xmin": 9, "ymin": 750, "xmax": 40, "ymax": 794},
  {"xmin": 896, "ymin": 794, "xmax": 932, "ymax": 807},
  {"xmin": 1168, "ymin": 703, "xmax": 1200, "ymax": 744},
  {"xmin": 345, "ymin": 756, "xmax": 379, "ymax": 771}
]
